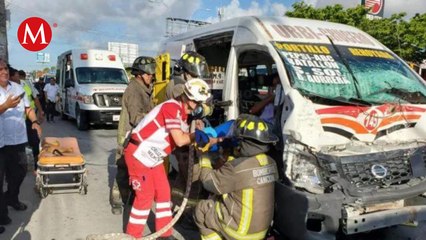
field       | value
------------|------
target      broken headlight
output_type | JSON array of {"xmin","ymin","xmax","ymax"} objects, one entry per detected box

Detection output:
[{"xmin": 291, "ymin": 152, "xmax": 324, "ymax": 194}]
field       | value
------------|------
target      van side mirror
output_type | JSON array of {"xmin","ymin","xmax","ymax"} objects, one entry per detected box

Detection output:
[{"xmin": 65, "ymin": 78, "xmax": 74, "ymax": 88}]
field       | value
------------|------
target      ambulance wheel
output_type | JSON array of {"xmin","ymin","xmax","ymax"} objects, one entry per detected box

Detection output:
[{"xmin": 76, "ymin": 105, "xmax": 89, "ymax": 131}]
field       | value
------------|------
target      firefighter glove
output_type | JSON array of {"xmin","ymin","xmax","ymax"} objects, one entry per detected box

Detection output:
[{"xmin": 195, "ymin": 129, "xmax": 210, "ymax": 152}]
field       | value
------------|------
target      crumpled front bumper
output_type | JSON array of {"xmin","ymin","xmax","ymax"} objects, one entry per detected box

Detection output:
[
  {"xmin": 343, "ymin": 205, "xmax": 426, "ymax": 234},
  {"xmin": 274, "ymin": 180, "xmax": 426, "ymax": 239}
]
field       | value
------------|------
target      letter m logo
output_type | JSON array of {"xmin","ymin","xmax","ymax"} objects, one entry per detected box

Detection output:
[
  {"xmin": 17, "ymin": 17, "xmax": 52, "ymax": 52},
  {"xmin": 22, "ymin": 23, "xmax": 48, "ymax": 44}
]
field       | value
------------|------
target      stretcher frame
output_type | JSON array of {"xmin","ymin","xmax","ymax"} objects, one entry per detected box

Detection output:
[{"xmin": 35, "ymin": 137, "xmax": 88, "ymax": 198}]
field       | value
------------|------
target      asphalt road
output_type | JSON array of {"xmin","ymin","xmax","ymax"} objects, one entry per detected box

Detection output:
[
  {"xmin": 1, "ymin": 118, "xmax": 194, "ymax": 240},
  {"xmin": 2, "ymin": 117, "xmax": 426, "ymax": 240}
]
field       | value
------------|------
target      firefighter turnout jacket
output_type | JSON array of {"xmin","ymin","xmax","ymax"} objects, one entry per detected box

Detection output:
[
  {"xmin": 165, "ymin": 74, "xmax": 186, "ymax": 100},
  {"xmin": 194, "ymin": 151, "xmax": 278, "ymax": 240},
  {"xmin": 117, "ymin": 79, "xmax": 154, "ymax": 146}
]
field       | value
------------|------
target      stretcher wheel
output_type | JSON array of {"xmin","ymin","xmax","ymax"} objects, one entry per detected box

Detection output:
[
  {"xmin": 35, "ymin": 175, "xmax": 42, "ymax": 189},
  {"xmin": 80, "ymin": 186, "xmax": 88, "ymax": 195},
  {"xmin": 39, "ymin": 187, "xmax": 49, "ymax": 198},
  {"xmin": 80, "ymin": 173, "xmax": 88, "ymax": 195}
]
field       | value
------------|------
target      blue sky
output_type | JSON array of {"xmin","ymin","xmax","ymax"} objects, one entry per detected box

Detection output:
[{"xmin": 5, "ymin": 0, "xmax": 426, "ymax": 71}]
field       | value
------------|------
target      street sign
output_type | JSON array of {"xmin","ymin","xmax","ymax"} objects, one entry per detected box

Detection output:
[{"xmin": 36, "ymin": 52, "xmax": 50, "ymax": 63}]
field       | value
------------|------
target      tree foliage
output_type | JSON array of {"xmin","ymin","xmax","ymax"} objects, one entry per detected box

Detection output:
[{"xmin": 285, "ymin": 2, "xmax": 426, "ymax": 63}]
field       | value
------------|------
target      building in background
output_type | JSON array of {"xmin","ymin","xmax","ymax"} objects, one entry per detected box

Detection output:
[
  {"xmin": 362, "ymin": 0, "xmax": 385, "ymax": 19},
  {"xmin": 108, "ymin": 42, "xmax": 139, "ymax": 66}
]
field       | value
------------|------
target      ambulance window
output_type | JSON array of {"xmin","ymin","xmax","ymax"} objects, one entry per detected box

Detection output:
[{"xmin": 65, "ymin": 54, "xmax": 74, "ymax": 81}]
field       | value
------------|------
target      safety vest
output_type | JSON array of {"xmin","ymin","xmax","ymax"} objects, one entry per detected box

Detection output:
[{"xmin": 22, "ymin": 81, "xmax": 35, "ymax": 109}]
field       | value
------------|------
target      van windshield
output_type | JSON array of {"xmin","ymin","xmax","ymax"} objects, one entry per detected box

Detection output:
[
  {"xmin": 76, "ymin": 67, "xmax": 128, "ymax": 84},
  {"xmin": 274, "ymin": 42, "xmax": 426, "ymax": 105}
]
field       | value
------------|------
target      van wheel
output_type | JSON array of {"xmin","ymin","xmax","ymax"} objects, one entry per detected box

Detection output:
[{"xmin": 76, "ymin": 106, "xmax": 89, "ymax": 131}]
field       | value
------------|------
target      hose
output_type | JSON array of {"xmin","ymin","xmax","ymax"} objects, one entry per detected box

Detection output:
[
  {"xmin": 86, "ymin": 133, "xmax": 197, "ymax": 240},
  {"xmin": 137, "ymin": 144, "xmax": 195, "ymax": 240}
]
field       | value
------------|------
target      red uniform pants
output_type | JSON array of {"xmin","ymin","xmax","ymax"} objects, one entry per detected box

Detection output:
[{"xmin": 124, "ymin": 143, "xmax": 173, "ymax": 238}]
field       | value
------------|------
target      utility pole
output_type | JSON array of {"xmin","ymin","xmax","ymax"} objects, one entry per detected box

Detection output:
[{"xmin": 0, "ymin": 0, "xmax": 8, "ymax": 60}]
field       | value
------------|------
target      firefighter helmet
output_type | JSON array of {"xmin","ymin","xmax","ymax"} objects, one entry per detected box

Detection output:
[
  {"xmin": 184, "ymin": 78, "xmax": 211, "ymax": 103},
  {"xmin": 175, "ymin": 51, "xmax": 210, "ymax": 78},
  {"xmin": 131, "ymin": 56, "xmax": 156, "ymax": 75},
  {"xmin": 233, "ymin": 114, "xmax": 278, "ymax": 143}
]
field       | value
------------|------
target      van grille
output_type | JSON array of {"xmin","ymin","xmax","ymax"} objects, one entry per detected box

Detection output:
[
  {"xmin": 93, "ymin": 93, "xmax": 123, "ymax": 107},
  {"xmin": 341, "ymin": 157, "xmax": 412, "ymax": 187},
  {"xmin": 320, "ymin": 147, "xmax": 426, "ymax": 188}
]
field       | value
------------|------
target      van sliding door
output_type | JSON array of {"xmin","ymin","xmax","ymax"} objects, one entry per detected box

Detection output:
[{"xmin": 193, "ymin": 31, "xmax": 233, "ymax": 125}]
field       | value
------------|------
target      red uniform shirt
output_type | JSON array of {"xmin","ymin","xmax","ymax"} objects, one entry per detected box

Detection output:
[{"xmin": 131, "ymin": 99, "xmax": 188, "ymax": 167}]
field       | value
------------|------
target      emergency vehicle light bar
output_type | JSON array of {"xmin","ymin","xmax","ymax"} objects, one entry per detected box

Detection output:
[{"xmin": 80, "ymin": 53, "xmax": 116, "ymax": 61}]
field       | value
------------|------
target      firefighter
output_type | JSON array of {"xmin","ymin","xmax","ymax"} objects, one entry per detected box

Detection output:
[
  {"xmin": 123, "ymin": 78, "xmax": 218, "ymax": 239},
  {"xmin": 165, "ymin": 51, "xmax": 210, "ymax": 99},
  {"xmin": 193, "ymin": 114, "xmax": 279, "ymax": 240},
  {"xmin": 110, "ymin": 57, "xmax": 155, "ymax": 231}
]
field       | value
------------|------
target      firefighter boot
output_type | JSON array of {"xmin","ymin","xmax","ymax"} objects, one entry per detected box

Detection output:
[{"xmin": 110, "ymin": 180, "xmax": 123, "ymax": 215}]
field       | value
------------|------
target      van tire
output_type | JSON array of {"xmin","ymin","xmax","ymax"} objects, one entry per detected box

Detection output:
[{"xmin": 76, "ymin": 106, "xmax": 89, "ymax": 131}]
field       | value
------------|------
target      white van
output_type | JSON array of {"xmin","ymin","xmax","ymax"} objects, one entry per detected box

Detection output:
[
  {"xmin": 56, "ymin": 49, "xmax": 128, "ymax": 130},
  {"xmin": 159, "ymin": 16, "xmax": 426, "ymax": 238}
]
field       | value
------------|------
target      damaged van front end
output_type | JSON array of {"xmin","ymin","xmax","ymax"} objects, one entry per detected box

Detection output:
[
  {"xmin": 275, "ymin": 97, "xmax": 426, "ymax": 238},
  {"xmin": 270, "ymin": 21, "xmax": 426, "ymax": 238}
]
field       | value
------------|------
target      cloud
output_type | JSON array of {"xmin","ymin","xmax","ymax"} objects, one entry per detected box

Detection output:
[
  {"xmin": 207, "ymin": 0, "xmax": 287, "ymax": 22},
  {"xmin": 8, "ymin": 0, "xmax": 424, "ymax": 70},
  {"xmin": 271, "ymin": 3, "xmax": 288, "ymax": 16},
  {"xmin": 8, "ymin": 0, "xmax": 202, "ymax": 53}
]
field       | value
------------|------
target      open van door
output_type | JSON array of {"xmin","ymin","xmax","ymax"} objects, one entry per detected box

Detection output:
[{"xmin": 153, "ymin": 53, "xmax": 171, "ymax": 105}]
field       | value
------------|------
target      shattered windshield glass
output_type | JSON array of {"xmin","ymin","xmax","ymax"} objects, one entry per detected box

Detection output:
[{"xmin": 274, "ymin": 42, "xmax": 426, "ymax": 105}]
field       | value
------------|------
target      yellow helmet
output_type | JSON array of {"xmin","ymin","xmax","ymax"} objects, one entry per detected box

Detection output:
[
  {"xmin": 233, "ymin": 114, "xmax": 278, "ymax": 143},
  {"xmin": 176, "ymin": 51, "xmax": 210, "ymax": 78}
]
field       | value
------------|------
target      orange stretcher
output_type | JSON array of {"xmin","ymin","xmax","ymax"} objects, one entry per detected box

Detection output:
[{"xmin": 35, "ymin": 137, "xmax": 88, "ymax": 198}]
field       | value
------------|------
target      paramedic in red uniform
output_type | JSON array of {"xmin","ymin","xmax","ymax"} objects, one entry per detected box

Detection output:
[{"xmin": 123, "ymin": 78, "xmax": 215, "ymax": 239}]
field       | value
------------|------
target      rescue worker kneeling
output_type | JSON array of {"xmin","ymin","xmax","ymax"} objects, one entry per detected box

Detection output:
[
  {"xmin": 123, "ymin": 78, "xmax": 218, "ymax": 239},
  {"xmin": 193, "ymin": 114, "xmax": 279, "ymax": 240}
]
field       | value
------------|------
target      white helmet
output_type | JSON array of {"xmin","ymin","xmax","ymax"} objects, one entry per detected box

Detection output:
[{"xmin": 184, "ymin": 78, "xmax": 211, "ymax": 103}]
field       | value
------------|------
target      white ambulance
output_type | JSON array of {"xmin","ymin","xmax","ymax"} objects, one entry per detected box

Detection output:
[
  {"xmin": 159, "ymin": 16, "xmax": 426, "ymax": 238},
  {"xmin": 56, "ymin": 49, "xmax": 128, "ymax": 130}
]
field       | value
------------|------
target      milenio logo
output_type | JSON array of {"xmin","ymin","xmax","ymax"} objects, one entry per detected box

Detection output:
[{"xmin": 17, "ymin": 17, "xmax": 52, "ymax": 52}]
